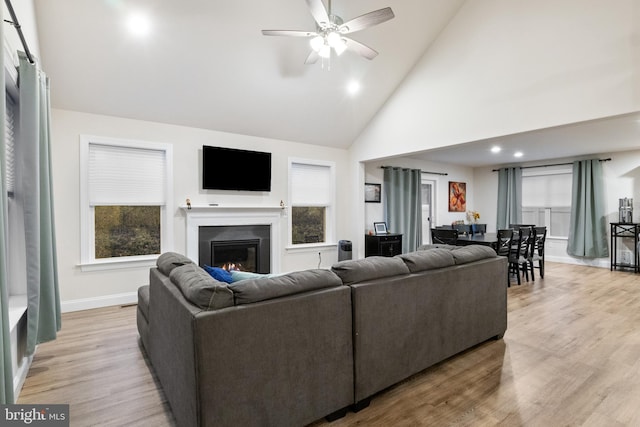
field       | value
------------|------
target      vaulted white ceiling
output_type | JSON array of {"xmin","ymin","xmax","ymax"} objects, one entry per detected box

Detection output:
[
  {"xmin": 33, "ymin": 0, "xmax": 465, "ymax": 148},
  {"xmin": 32, "ymin": 0, "xmax": 640, "ymax": 166}
]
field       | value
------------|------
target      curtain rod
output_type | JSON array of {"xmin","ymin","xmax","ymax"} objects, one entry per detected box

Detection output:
[
  {"xmin": 380, "ymin": 166, "xmax": 448, "ymax": 176},
  {"xmin": 491, "ymin": 158, "xmax": 611, "ymax": 172},
  {"xmin": 3, "ymin": 0, "xmax": 35, "ymax": 64}
]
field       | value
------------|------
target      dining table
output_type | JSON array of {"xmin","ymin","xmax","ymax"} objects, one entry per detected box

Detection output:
[{"xmin": 455, "ymin": 232, "xmax": 499, "ymax": 249}]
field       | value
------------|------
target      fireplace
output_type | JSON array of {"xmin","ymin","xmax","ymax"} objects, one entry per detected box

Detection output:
[
  {"xmin": 182, "ymin": 205, "xmax": 282, "ymax": 274},
  {"xmin": 199, "ymin": 225, "xmax": 270, "ymax": 273}
]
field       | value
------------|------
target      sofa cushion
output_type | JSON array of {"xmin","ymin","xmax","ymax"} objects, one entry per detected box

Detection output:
[
  {"xmin": 169, "ymin": 263, "xmax": 234, "ymax": 310},
  {"xmin": 416, "ymin": 244, "xmax": 457, "ymax": 251},
  {"xmin": 229, "ymin": 269, "xmax": 342, "ymax": 305},
  {"xmin": 331, "ymin": 256, "xmax": 410, "ymax": 285},
  {"xmin": 398, "ymin": 249, "xmax": 456, "ymax": 273},
  {"xmin": 451, "ymin": 245, "xmax": 497, "ymax": 264},
  {"xmin": 157, "ymin": 252, "xmax": 194, "ymax": 276},
  {"xmin": 137, "ymin": 285, "xmax": 150, "ymax": 322},
  {"xmin": 229, "ymin": 270, "xmax": 283, "ymax": 282}
]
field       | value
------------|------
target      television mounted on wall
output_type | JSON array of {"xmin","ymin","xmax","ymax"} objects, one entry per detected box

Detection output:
[{"xmin": 202, "ymin": 145, "xmax": 272, "ymax": 192}]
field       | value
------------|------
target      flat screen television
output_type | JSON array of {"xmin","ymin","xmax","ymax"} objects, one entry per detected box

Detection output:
[{"xmin": 202, "ymin": 145, "xmax": 272, "ymax": 192}]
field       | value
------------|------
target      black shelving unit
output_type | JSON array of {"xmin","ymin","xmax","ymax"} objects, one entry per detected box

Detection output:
[
  {"xmin": 610, "ymin": 223, "xmax": 640, "ymax": 273},
  {"xmin": 365, "ymin": 233, "xmax": 403, "ymax": 257}
]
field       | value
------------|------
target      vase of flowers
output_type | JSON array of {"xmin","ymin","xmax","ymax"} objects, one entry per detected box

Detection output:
[{"xmin": 466, "ymin": 210, "xmax": 480, "ymax": 224}]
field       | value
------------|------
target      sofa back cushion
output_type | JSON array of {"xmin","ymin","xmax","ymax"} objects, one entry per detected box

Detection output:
[
  {"xmin": 451, "ymin": 245, "xmax": 497, "ymax": 264},
  {"xmin": 229, "ymin": 269, "xmax": 342, "ymax": 305},
  {"xmin": 398, "ymin": 249, "xmax": 456, "ymax": 273},
  {"xmin": 331, "ymin": 256, "xmax": 410, "ymax": 285},
  {"xmin": 169, "ymin": 263, "xmax": 234, "ymax": 310},
  {"xmin": 157, "ymin": 252, "xmax": 194, "ymax": 276}
]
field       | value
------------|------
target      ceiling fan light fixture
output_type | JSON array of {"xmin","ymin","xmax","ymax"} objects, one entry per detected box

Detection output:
[
  {"xmin": 327, "ymin": 31, "xmax": 342, "ymax": 48},
  {"xmin": 333, "ymin": 38, "xmax": 347, "ymax": 56},
  {"xmin": 310, "ymin": 35, "xmax": 324, "ymax": 52},
  {"xmin": 318, "ymin": 44, "xmax": 331, "ymax": 58}
]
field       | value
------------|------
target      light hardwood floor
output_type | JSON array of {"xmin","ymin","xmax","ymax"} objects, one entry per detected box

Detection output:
[{"xmin": 18, "ymin": 262, "xmax": 640, "ymax": 426}]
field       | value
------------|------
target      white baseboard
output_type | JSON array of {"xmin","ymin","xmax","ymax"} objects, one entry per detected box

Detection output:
[
  {"xmin": 546, "ymin": 255, "xmax": 610, "ymax": 269},
  {"xmin": 13, "ymin": 354, "xmax": 33, "ymax": 401},
  {"xmin": 61, "ymin": 291, "xmax": 138, "ymax": 313}
]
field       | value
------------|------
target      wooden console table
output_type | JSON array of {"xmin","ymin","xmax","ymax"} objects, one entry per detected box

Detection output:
[
  {"xmin": 365, "ymin": 233, "xmax": 403, "ymax": 257},
  {"xmin": 610, "ymin": 223, "xmax": 640, "ymax": 273}
]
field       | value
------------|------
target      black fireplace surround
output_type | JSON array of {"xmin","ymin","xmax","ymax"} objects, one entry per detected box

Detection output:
[{"xmin": 198, "ymin": 225, "xmax": 271, "ymax": 273}]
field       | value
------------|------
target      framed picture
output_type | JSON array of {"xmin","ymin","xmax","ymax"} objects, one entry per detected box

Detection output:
[
  {"xmin": 448, "ymin": 181, "xmax": 466, "ymax": 212},
  {"xmin": 374, "ymin": 222, "xmax": 388, "ymax": 235},
  {"xmin": 365, "ymin": 183, "xmax": 381, "ymax": 203}
]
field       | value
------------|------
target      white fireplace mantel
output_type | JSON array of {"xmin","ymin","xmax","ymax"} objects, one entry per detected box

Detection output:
[{"xmin": 180, "ymin": 205, "xmax": 284, "ymax": 273}]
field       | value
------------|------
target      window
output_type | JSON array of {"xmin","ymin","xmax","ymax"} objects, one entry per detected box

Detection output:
[
  {"xmin": 288, "ymin": 159, "xmax": 335, "ymax": 247},
  {"xmin": 522, "ymin": 167, "xmax": 572, "ymax": 238},
  {"xmin": 80, "ymin": 136, "xmax": 173, "ymax": 270}
]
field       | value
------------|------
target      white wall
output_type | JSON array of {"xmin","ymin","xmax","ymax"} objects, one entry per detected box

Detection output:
[
  {"xmin": 350, "ymin": 0, "xmax": 640, "ymax": 163},
  {"xmin": 3, "ymin": 0, "xmax": 40, "ymax": 63},
  {"xmin": 51, "ymin": 109, "xmax": 350, "ymax": 310}
]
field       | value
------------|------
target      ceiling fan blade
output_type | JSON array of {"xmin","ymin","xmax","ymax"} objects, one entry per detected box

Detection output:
[
  {"xmin": 340, "ymin": 7, "xmax": 395, "ymax": 34},
  {"xmin": 344, "ymin": 38, "xmax": 378, "ymax": 60},
  {"xmin": 305, "ymin": 50, "xmax": 320, "ymax": 64},
  {"xmin": 306, "ymin": 0, "xmax": 330, "ymax": 27},
  {"xmin": 261, "ymin": 30, "xmax": 316, "ymax": 37}
]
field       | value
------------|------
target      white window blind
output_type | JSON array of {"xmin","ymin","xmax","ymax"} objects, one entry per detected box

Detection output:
[
  {"xmin": 5, "ymin": 93, "xmax": 16, "ymax": 195},
  {"xmin": 522, "ymin": 173, "xmax": 572, "ymax": 207},
  {"xmin": 291, "ymin": 162, "xmax": 331, "ymax": 205},
  {"xmin": 88, "ymin": 143, "xmax": 166, "ymax": 206}
]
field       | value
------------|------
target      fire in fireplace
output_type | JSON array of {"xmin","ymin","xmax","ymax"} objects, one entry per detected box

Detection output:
[
  {"xmin": 199, "ymin": 225, "xmax": 270, "ymax": 273},
  {"xmin": 212, "ymin": 239, "xmax": 259, "ymax": 272}
]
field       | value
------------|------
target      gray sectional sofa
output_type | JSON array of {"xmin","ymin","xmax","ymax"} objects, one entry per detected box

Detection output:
[{"xmin": 137, "ymin": 245, "xmax": 507, "ymax": 426}]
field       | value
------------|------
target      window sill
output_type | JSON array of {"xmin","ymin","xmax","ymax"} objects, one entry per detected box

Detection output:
[
  {"xmin": 8, "ymin": 294, "xmax": 27, "ymax": 332},
  {"xmin": 285, "ymin": 242, "xmax": 338, "ymax": 252},
  {"xmin": 78, "ymin": 255, "xmax": 158, "ymax": 272}
]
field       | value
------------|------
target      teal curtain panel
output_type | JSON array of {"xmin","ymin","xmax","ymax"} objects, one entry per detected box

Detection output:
[
  {"xmin": 496, "ymin": 167, "xmax": 522, "ymax": 230},
  {"xmin": 567, "ymin": 159, "xmax": 609, "ymax": 258},
  {"xmin": 19, "ymin": 53, "xmax": 61, "ymax": 355},
  {"xmin": 383, "ymin": 167, "xmax": 422, "ymax": 253}
]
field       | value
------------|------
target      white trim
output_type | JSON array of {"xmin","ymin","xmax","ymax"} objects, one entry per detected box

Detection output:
[
  {"xmin": 79, "ymin": 135, "xmax": 173, "ymax": 267},
  {"xmin": 546, "ymin": 255, "xmax": 609, "ymax": 269},
  {"xmin": 61, "ymin": 291, "xmax": 138, "ymax": 313},
  {"xmin": 287, "ymin": 158, "xmax": 337, "ymax": 246},
  {"xmin": 77, "ymin": 256, "xmax": 157, "ymax": 272},
  {"xmin": 181, "ymin": 206, "xmax": 283, "ymax": 273},
  {"xmin": 285, "ymin": 242, "xmax": 338, "ymax": 252},
  {"xmin": 13, "ymin": 354, "xmax": 33, "ymax": 401}
]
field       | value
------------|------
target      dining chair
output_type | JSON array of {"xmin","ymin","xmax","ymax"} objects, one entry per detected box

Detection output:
[
  {"xmin": 431, "ymin": 228, "xmax": 459, "ymax": 245},
  {"xmin": 473, "ymin": 224, "xmax": 487, "ymax": 235},
  {"xmin": 496, "ymin": 229, "xmax": 513, "ymax": 287},
  {"xmin": 453, "ymin": 224, "xmax": 473, "ymax": 236},
  {"xmin": 508, "ymin": 227, "xmax": 533, "ymax": 285},
  {"xmin": 529, "ymin": 226, "xmax": 547, "ymax": 279},
  {"xmin": 509, "ymin": 224, "xmax": 536, "ymax": 230}
]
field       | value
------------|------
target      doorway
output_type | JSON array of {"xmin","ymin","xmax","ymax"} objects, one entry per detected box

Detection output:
[{"xmin": 421, "ymin": 178, "xmax": 436, "ymax": 245}]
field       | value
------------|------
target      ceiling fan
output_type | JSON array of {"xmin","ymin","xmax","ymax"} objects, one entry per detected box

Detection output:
[{"xmin": 262, "ymin": 0, "xmax": 395, "ymax": 64}]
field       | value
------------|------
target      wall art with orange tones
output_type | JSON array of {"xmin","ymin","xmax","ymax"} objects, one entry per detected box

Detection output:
[{"xmin": 448, "ymin": 181, "xmax": 466, "ymax": 212}]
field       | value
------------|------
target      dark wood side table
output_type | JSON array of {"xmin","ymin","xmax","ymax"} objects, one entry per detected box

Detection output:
[
  {"xmin": 610, "ymin": 223, "xmax": 639, "ymax": 273},
  {"xmin": 365, "ymin": 233, "xmax": 403, "ymax": 257}
]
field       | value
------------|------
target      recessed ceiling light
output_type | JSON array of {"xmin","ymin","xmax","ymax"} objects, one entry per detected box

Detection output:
[
  {"xmin": 490, "ymin": 146, "xmax": 501, "ymax": 153},
  {"xmin": 514, "ymin": 151, "xmax": 524, "ymax": 158},
  {"xmin": 126, "ymin": 12, "xmax": 151, "ymax": 37},
  {"xmin": 347, "ymin": 81, "xmax": 361, "ymax": 96}
]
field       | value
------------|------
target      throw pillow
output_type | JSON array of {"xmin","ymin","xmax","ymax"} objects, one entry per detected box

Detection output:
[
  {"xmin": 203, "ymin": 265, "xmax": 234, "ymax": 284},
  {"xmin": 229, "ymin": 270, "xmax": 283, "ymax": 282}
]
